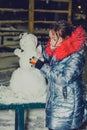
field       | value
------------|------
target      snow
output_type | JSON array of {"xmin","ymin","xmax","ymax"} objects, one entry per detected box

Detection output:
[{"xmin": 0, "ymin": 85, "xmax": 45, "ymax": 104}]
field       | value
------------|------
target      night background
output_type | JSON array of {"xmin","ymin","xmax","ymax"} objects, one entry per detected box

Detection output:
[{"xmin": 0, "ymin": 0, "xmax": 87, "ymax": 30}]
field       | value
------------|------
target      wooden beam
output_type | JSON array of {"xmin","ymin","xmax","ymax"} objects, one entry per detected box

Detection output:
[
  {"xmin": 28, "ymin": 0, "xmax": 34, "ymax": 33},
  {"xmin": 68, "ymin": 0, "xmax": 72, "ymax": 23}
]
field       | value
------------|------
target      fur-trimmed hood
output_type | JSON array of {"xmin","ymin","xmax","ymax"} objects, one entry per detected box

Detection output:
[{"xmin": 45, "ymin": 26, "xmax": 86, "ymax": 60}]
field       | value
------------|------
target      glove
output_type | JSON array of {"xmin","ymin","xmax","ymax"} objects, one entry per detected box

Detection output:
[{"xmin": 29, "ymin": 56, "xmax": 44, "ymax": 69}]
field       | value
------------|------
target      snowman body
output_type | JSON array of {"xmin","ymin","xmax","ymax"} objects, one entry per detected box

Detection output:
[{"xmin": 10, "ymin": 33, "xmax": 46, "ymax": 102}]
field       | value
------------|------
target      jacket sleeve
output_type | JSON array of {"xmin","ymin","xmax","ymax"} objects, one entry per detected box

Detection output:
[{"xmin": 40, "ymin": 50, "xmax": 85, "ymax": 87}]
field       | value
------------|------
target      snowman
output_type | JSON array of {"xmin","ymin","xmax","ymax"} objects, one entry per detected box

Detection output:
[{"xmin": 9, "ymin": 33, "xmax": 46, "ymax": 102}]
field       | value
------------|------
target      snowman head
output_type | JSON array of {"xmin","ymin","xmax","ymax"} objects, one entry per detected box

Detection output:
[
  {"xmin": 19, "ymin": 33, "xmax": 38, "ymax": 51},
  {"xmin": 17, "ymin": 33, "xmax": 43, "ymax": 69}
]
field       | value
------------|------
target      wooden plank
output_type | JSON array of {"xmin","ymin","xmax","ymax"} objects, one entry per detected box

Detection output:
[
  {"xmin": 34, "ymin": 20, "xmax": 59, "ymax": 24},
  {"xmin": 34, "ymin": 9, "xmax": 69, "ymax": 13},
  {"xmin": 0, "ymin": 20, "xmax": 28, "ymax": 24},
  {"xmin": 0, "ymin": 8, "xmax": 28, "ymax": 12}
]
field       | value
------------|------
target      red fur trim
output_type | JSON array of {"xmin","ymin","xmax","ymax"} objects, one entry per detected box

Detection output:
[
  {"xmin": 45, "ymin": 39, "xmax": 53, "ymax": 56},
  {"xmin": 46, "ymin": 27, "xmax": 86, "ymax": 60}
]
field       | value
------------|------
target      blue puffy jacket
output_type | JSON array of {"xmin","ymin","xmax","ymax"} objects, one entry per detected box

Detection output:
[{"xmin": 40, "ymin": 27, "xmax": 87, "ymax": 130}]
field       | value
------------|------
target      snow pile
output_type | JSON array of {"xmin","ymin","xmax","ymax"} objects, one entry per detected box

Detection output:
[{"xmin": 0, "ymin": 33, "xmax": 46, "ymax": 104}]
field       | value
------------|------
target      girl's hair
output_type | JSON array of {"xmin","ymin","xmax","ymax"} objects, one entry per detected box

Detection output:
[{"xmin": 50, "ymin": 20, "xmax": 75, "ymax": 39}]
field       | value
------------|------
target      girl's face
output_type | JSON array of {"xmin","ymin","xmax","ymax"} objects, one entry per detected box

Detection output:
[
  {"xmin": 49, "ymin": 29, "xmax": 63, "ymax": 48},
  {"xmin": 49, "ymin": 29, "xmax": 58, "ymax": 47}
]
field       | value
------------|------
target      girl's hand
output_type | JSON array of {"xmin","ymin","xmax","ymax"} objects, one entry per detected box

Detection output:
[
  {"xmin": 49, "ymin": 29, "xmax": 58, "ymax": 48},
  {"xmin": 29, "ymin": 56, "xmax": 44, "ymax": 69}
]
